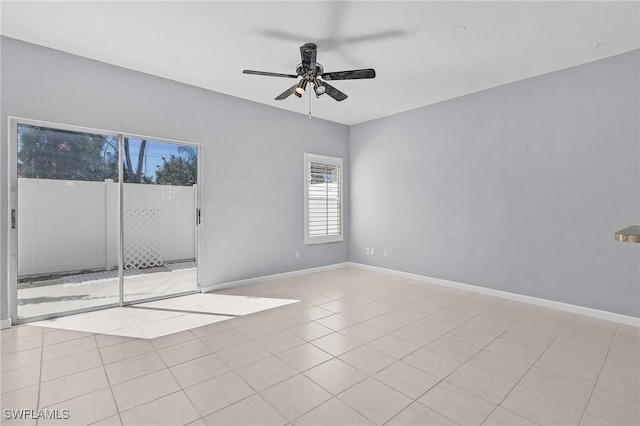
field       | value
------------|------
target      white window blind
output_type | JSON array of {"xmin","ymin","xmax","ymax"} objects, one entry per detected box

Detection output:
[{"xmin": 304, "ymin": 153, "xmax": 343, "ymax": 245}]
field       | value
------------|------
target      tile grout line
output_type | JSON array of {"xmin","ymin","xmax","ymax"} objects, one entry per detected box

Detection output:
[
  {"xmin": 19, "ymin": 297, "xmax": 494, "ymax": 423},
  {"xmin": 192, "ymin": 298, "xmax": 390, "ymax": 424},
  {"xmin": 255, "ymin": 343, "xmax": 337, "ymax": 424},
  {"xmin": 394, "ymin": 302, "xmax": 572, "ymax": 424},
  {"xmin": 13, "ymin": 333, "xmax": 111, "ymax": 418},
  {"xmin": 464, "ymin": 306, "xmax": 558, "ymax": 409},
  {"xmin": 190, "ymin": 327, "xmax": 295, "ymax": 423},
  {"xmin": 103, "ymin": 330, "xmax": 204, "ymax": 424},
  {"xmin": 236, "ymin": 274, "xmax": 636, "ymax": 424},
  {"xmin": 35, "ymin": 329, "xmax": 44, "ymax": 426},
  {"xmin": 577, "ymin": 322, "xmax": 618, "ymax": 425},
  {"xmin": 2, "ymin": 332, "xmax": 94, "ymax": 392},
  {"xmin": 282, "ymin": 292, "xmax": 474, "ymax": 425},
  {"xmin": 92, "ymin": 333, "xmax": 124, "ymax": 426},
  {"xmin": 252, "ymin": 278, "xmax": 623, "ymax": 424},
  {"xmin": 481, "ymin": 312, "xmax": 579, "ymax": 425},
  {"xmin": 7, "ymin": 271, "xmax": 636, "ymax": 426},
  {"xmin": 181, "ymin": 292, "xmax": 368, "ymax": 422},
  {"xmin": 378, "ymin": 297, "xmax": 524, "ymax": 425},
  {"xmin": 157, "ymin": 329, "xmax": 207, "ymax": 425},
  {"xmin": 187, "ymin": 329, "xmax": 262, "ymax": 421},
  {"xmin": 269, "ymin": 283, "xmax": 502, "ymax": 425},
  {"xmin": 314, "ymin": 284, "xmax": 493, "ymax": 424}
]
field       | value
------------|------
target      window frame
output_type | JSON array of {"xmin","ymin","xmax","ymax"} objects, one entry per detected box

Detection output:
[{"xmin": 304, "ymin": 153, "xmax": 344, "ymax": 245}]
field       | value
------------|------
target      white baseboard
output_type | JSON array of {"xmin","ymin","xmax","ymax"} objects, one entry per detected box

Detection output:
[
  {"xmin": 201, "ymin": 262, "xmax": 351, "ymax": 293},
  {"xmin": 200, "ymin": 261, "xmax": 638, "ymax": 327},
  {"xmin": 9, "ymin": 261, "xmax": 633, "ymax": 328},
  {"xmin": 1, "ymin": 318, "xmax": 12, "ymax": 330},
  {"xmin": 349, "ymin": 262, "xmax": 640, "ymax": 327}
]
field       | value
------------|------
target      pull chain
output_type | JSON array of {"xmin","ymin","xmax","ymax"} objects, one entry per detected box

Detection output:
[{"xmin": 308, "ymin": 91, "xmax": 312, "ymax": 119}]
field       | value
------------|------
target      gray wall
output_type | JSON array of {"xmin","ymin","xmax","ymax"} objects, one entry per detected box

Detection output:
[
  {"xmin": 2, "ymin": 37, "xmax": 638, "ymax": 323},
  {"xmin": 350, "ymin": 50, "xmax": 640, "ymax": 317},
  {"xmin": 0, "ymin": 37, "xmax": 350, "ymax": 323}
]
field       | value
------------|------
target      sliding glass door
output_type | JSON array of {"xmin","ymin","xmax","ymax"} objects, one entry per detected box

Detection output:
[
  {"xmin": 122, "ymin": 138, "xmax": 199, "ymax": 303},
  {"xmin": 15, "ymin": 124, "xmax": 121, "ymax": 319},
  {"xmin": 12, "ymin": 120, "xmax": 200, "ymax": 321}
]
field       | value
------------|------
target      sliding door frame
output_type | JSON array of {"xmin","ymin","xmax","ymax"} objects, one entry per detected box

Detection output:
[{"xmin": 7, "ymin": 117, "xmax": 203, "ymax": 325}]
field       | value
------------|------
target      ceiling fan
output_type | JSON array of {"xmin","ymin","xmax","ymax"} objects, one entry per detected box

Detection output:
[{"xmin": 243, "ymin": 43, "xmax": 375, "ymax": 102}]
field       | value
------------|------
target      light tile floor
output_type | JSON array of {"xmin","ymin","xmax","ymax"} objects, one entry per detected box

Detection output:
[
  {"xmin": 1, "ymin": 267, "xmax": 638, "ymax": 426},
  {"xmin": 25, "ymin": 294, "xmax": 299, "ymax": 339}
]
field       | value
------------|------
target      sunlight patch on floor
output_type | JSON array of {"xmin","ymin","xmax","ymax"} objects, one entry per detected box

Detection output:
[
  {"xmin": 135, "ymin": 293, "xmax": 299, "ymax": 316},
  {"xmin": 28, "ymin": 293, "xmax": 299, "ymax": 339}
]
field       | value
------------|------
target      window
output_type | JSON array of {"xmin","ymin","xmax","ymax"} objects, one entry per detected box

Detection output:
[
  {"xmin": 305, "ymin": 153, "xmax": 343, "ymax": 244},
  {"xmin": 17, "ymin": 124, "xmax": 119, "ymax": 182}
]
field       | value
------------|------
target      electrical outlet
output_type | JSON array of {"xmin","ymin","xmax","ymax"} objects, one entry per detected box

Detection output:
[
  {"xmin": 383, "ymin": 250, "xmax": 389, "ymax": 257},
  {"xmin": 295, "ymin": 251, "xmax": 300, "ymax": 259},
  {"xmin": 370, "ymin": 248, "xmax": 375, "ymax": 256},
  {"xmin": 365, "ymin": 248, "xmax": 370, "ymax": 255}
]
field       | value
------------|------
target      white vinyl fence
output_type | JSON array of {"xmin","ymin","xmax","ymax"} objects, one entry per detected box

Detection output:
[{"xmin": 18, "ymin": 178, "xmax": 196, "ymax": 276}]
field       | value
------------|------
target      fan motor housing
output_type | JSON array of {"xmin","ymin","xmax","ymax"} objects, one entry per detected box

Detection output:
[
  {"xmin": 297, "ymin": 63, "xmax": 324, "ymax": 80},
  {"xmin": 243, "ymin": 42, "xmax": 374, "ymax": 102}
]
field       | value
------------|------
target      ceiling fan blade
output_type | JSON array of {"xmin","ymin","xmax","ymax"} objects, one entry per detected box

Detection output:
[
  {"xmin": 300, "ymin": 43, "xmax": 317, "ymax": 72},
  {"xmin": 260, "ymin": 29, "xmax": 306, "ymax": 43},
  {"xmin": 322, "ymin": 68, "xmax": 376, "ymax": 81},
  {"xmin": 243, "ymin": 70, "xmax": 298, "ymax": 78},
  {"xmin": 275, "ymin": 83, "xmax": 300, "ymax": 100},
  {"xmin": 322, "ymin": 82, "xmax": 348, "ymax": 102}
]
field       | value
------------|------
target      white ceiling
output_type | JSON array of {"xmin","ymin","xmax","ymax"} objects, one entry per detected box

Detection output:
[{"xmin": 1, "ymin": 1, "xmax": 638, "ymax": 125}]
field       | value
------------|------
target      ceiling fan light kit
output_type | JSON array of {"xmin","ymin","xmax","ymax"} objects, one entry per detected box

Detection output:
[
  {"xmin": 295, "ymin": 79, "xmax": 307, "ymax": 95},
  {"xmin": 243, "ymin": 42, "xmax": 376, "ymax": 102}
]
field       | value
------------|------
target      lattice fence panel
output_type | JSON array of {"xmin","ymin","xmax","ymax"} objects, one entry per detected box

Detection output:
[{"xmin": 124, "ymin": 209, "xmax": 163, "ymax": 270}]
